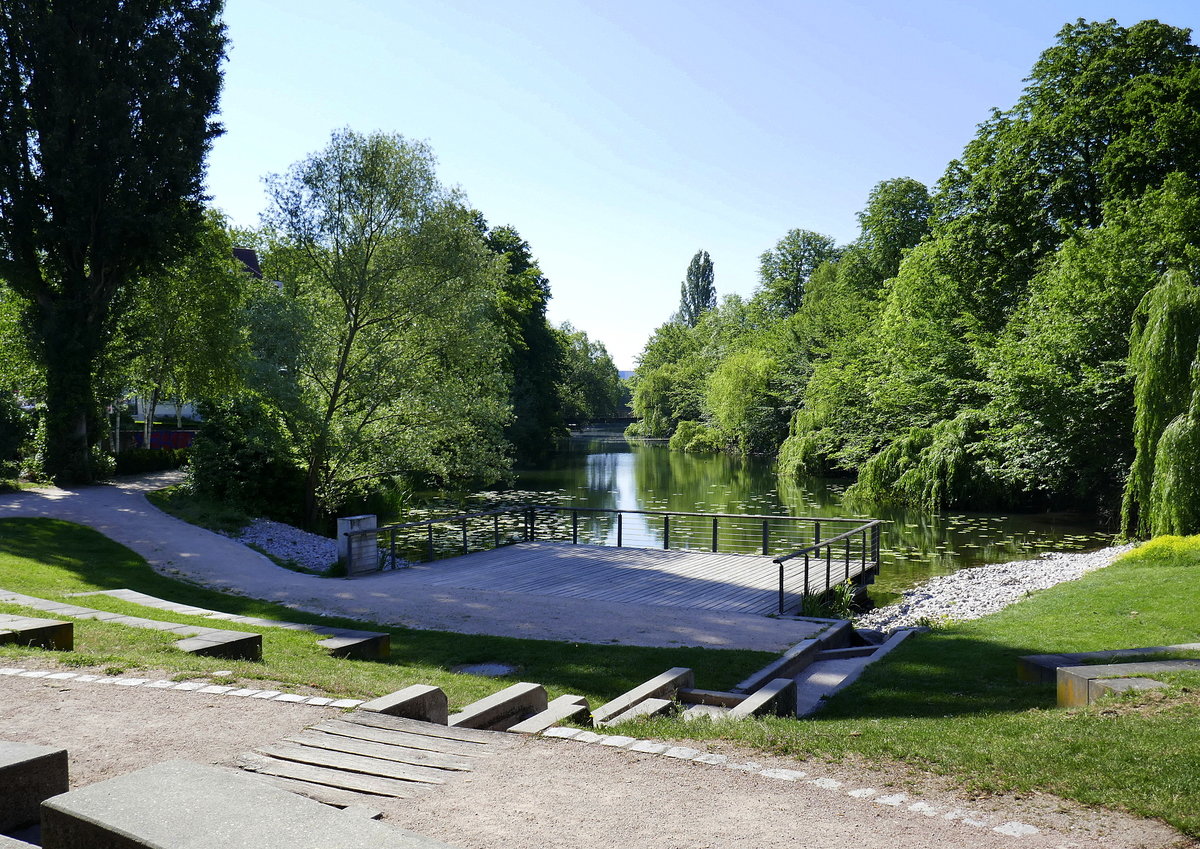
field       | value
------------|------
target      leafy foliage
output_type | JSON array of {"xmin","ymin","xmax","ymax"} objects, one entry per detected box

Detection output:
[{"xmin": 676, "ymin": 249, "xmax": 716, "ymax": 327}]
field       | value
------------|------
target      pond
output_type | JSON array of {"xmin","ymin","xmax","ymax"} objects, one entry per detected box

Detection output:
[{"xmin": 405, "ymin": 427, "xmax": 1114, "ymax": 606}]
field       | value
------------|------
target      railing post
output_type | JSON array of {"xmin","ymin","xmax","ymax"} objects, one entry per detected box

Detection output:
[
  {"xmin": 663, "ymin": 515, "xmax": 670, "ymax": 550},
  {"xmin": 844, "ymin": 537, "xmax": 851, "ymax": 582},
  {"xmin": 572, "ymin": 510, "xmax": 578, "ymax": 545},
  {"xmin": 814, "ymin": 520, "xmax": 821, "ymax": 547},
  {"xmin": 872, "ymin": 522, "xmax": 881, "ymax": 567},
  {"xmin": 528, "ymin": 508, "xmax": 536, "ymax": 541},
  {"xmin": 825, "ymin": 544, "xmax": 832, "ymax": 591},
  {"xmin": 461, "ymin": 518, "xmax": 468, "ymax": 555},
  {"xmin": 390, "ymin": 529, "xmax": 396, "ymax": 570},
  {"xmin": 494, "ymin": 513, "xmax": 500, "ymax": 548},
  {"xmin": 426, "ymin": 524, "xmax": 434, "ymax": 561},
  {"xmin": 761, "ymin": 520, "xmax": 769, "ymax": 556},
  {"xmin": 617, "ymin": 512, "xmax": 623, "ymax": 547},
  {"xmin": 778, "ymin": 561, "xmax": 785, "ymax": 614},
  {"xmin": 711, "ymin": 517, "xmax": 718, "ymax": 552},
  {"xmin": 804, "ymin": 552, "xmax": 810, "ymax": 595}
]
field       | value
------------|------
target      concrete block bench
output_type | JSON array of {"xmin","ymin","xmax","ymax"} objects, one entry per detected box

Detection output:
[
  {"xmin": 509, "ymin": 695, "xmax": 590, "ymax": 734},
  {"xmin": 359, "ymin": 684, "xmax": 448, "ymax": 724},
  {"xmin": 0, "ymin": 741, "xmax": 69, "ymax": 831},
  {"xmin": 1019, "ymin": 643, "xmax": 1200, "ymax": 684},
  {"xmin": 1057, "ymin": 659, "xmax": 1200, "ymax": 707},
  {"xmin": 0, "ymin": 615, "xmax": 73, "ymax": 652},
  {"xmin": 39, "ymin": 760, "xmax": 459, "ymax": 849},
  {"xmin": 728, "ymin": 678, "xmax": 797, "ymax": 719}
]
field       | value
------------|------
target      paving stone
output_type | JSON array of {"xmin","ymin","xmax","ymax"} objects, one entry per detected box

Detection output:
[
  {"xmin": 146, "ymin": 681, "xmax": 177, "ymax": 689},
  {"xmin": 907, "ymin": 801, "xmax": 939, "ymax": 816},
  {"xmin": 228, "ymin": 688, "xmax": 262, "ymax": 697},
  {"xmin": 847, "ymin": 788, "xmax": 876, "ymax": 798},
  {"xmin": 759, "ymin": 768, "xmax": 805, "ymax": 781},
  {"xmin": 810, "ymin": 777, "xmax": 842, "ymax": 789},
  {"xmin": 541, "ymin": 727, "xmax": 582, "ymax": 740},
  {"xmin": 0, "ymin": 668, "xmax": 20, "ymax": 675},
  {"xmin": 596, "ymin": 735, "xmax": 636, "ymax": 748},
  {"xmin": 329, "ymin": 699, "xmax": 363, "ymax": 709},
  {"xmin": 663, "ymin": 746, "xmax": 700, "ymax": 759},
  {"xmin": 114, "ymin": 678, "xmax": 149, "ymax": 687},
  {"xmin": 962, "ymin": 816, "xmax": 992, "ymax": 828},
  {"xmin": 626, "ymin": 740, "xmax": 668, "ymax": 754},
  {"xmin": 251, "ymin": 690, "xmax": 282, "ymax": 699},
  {"xmin": 45, "ymin": 672, "xmax": 78, "ymax": 680},
  {"xmin": 274, "ymin": 694, "xmax": 308, "ymax": 703},
  {"xmin": 72, "ymin": 675, "xmax": 100, "ymax": 683},
  {"xmin": 874, "ymin": 794, "xmax": 906, "ymax": 806},
  {"xmin": 305, "ymin": 697, "xmax": 334, "ymax": 706},
  {"xmin": 172, "ymin": 682, "xmax": 205, "ymax": 691},
  {"xmin": 571, "ymin": 731, "xmax": 605, "ymax": 744},
  {"xmin": 726, "ymin": 761, "xmax": 762, "ymax": 772},
  {"xmin": 17, "ymin": 670, "xmax": 50, "ymax": 678},
  {"xmin": 994, "ymin": 822, "xmax": 1039, "ymax": 837},
  {"xmin": 692, "ymin": 753, "xmax": 727, "ymax": 765},
  {"xmin": 197, "ymin": 685, "xmax": 235, "ymax": 694}
]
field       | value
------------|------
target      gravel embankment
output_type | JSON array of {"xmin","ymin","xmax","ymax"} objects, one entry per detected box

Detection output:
[
  {"xmin": 229, "ymin": 519, "xmax": 338, "ymax": 573},
  {"xmin": 856, "ymin": 544, "xmax": 1135, "ymax": 632}
]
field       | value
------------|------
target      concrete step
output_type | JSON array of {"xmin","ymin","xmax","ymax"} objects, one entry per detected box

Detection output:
[
  {"xmin": 508, "ymin": 695, "xmax": 590, "ymax": 735},
  {"xmin": 596, "ymin": 696, "xmax": 674, "ymax": 727},
  {"xmin": 794, "ymin": 628, "xmax": 916, "ymax": 715},
  {"xmin": 591, "ymin": 667, "xmax": 693, "ymax": 726},
  {"xmin": 359, "ymin": 684, "xmax": 448, "ymax": 724},
  {"xmin": 728, "ymin": 678, "xmax": 796, "ymax": 719},
  {"xmin": 448, "ymin": 682, "xmax": 547, "ymax": 731}
]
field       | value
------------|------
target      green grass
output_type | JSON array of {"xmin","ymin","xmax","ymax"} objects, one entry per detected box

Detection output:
[
  {"xmin": 622, "ymin": 534, "xmax": 1200, "ymax": 837},
  {"xmin": 145, "ymin": 486, "xmax": 253, "ymax": 534},
  {"xmin": 0, "ymin": 517, "xmax": 772, "ymax": 709}
]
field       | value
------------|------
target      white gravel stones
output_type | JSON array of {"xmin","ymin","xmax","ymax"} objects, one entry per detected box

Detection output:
[
  {"xmin": 227, "ymin": 518, "xmax": 338, "ymax": 574},
  {"xmin": 856, "ymin": 544, "xmax": 1133, "ymax": 631}
]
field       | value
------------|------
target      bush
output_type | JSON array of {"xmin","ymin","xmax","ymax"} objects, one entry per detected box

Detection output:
[
  {"xmin": 188, "ymin": 397, "xmax": 305, "ymax": 524},
  {"xmin": 114, "ymin": 448, "xmax": 189, "ymax": 475},
  {"xmin": 0, "ymin": 394, "xmax": 31, "ymax": 478}
]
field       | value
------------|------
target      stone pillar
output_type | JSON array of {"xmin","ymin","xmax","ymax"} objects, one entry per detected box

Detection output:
[{"xmin": 337, "ymin": 514, "xmax": 378, "ymax": 577}]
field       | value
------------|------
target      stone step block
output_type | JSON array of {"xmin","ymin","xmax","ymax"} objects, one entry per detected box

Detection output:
[
  {"xmin": 40, "ymin": 760, "xmax": 457, "ymax": 848},
  {"xmin": 1057, "ymin": 659, "xmax": 1200, "ymax": 707},
  {"xmin": 448, "ymin": 682, "xmax": 547, "ymax": 731},
  {"xmin": 173, "ymin": 629, "xmax": 261, "ymax": 660},
  {"xmin": 508, "ymin": 695, "xmax": 590, "ymax": 735},
  {"xmin": 316, "ymin": 633, "xmax": 391, "ymax": 660},
  {"xmin": 591, "ymin": 667, "xmax": 693, "ymax": 726},
  {"xmin": 0, "ymin": 741, "xmax": 69, "ymax": 831},
  {"xmin": 677, "ymin": 688, "xmax": 746, "ymax": 708},
  {"xmin": 596, "ymin": 697, "xmax": 673, "ymax": 727},
  {"xmin": 359, "ymin": 685, "xmax": 448, "ymax": 725},
  {"xmin": 0, "ymin": 615, "xmax": 74, "ymax": 651},
  {"xmin": 728, "ymin": 678, "xmax": 797, "ymax": 719}
]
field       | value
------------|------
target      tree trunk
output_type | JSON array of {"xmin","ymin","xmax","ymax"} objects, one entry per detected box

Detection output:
[
  {"xmin": 41, "ymin": 331, "xmax": 98, "ymax": 485},
  {"xmin": 143, "ymin": 386, "xmax": 160, "ymax": 449}
]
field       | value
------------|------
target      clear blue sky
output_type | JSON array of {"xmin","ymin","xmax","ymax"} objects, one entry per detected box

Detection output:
[{"xmin": 205, "ymin": 1, "xmax": 1200, "ymax": 370}]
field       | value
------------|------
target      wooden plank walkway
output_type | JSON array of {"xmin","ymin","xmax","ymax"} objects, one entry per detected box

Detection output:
[
  {"xmin": 237, "ymin": 711, "xmax": 515, "ymax": 807},
  {"xmin": 400, "ymin": 542, "xmax": 805, "ymax": 616}
]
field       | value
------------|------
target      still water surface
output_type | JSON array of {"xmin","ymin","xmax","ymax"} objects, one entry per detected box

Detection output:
[{"xmin": 495, "ymin": 428, "xmax": 1113, "ymax": 605}]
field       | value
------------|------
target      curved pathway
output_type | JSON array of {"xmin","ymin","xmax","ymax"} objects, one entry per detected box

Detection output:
[{"xmin": 0, "ymin": 473, "xmax": 824, "ymax": 651}]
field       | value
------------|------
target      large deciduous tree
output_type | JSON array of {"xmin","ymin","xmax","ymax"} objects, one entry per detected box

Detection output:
[
  {"xmin": 756, "ymin": 229, "xmax": 840, "ymax": 315},
  {"xmin": 261, "ymin": 129, "xmax": 511, "ymax": 526},
  {"xmin": 676, "ymin": 249, "xmax": 715, "ymax": 327},
  {"xmin": 0, "ymin": 0, "xmax": 226, "ymax": 482}
]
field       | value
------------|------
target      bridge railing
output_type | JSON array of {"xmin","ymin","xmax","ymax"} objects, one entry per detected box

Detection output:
[
  {"xmin": 342, "ymin": 505, "xmax": 880, "ymax": 586},
  {"xmin": 773, "ymin": 520, "xmax": 884, "ymax": 614}
]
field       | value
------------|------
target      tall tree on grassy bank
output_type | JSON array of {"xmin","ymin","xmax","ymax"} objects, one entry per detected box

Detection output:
[
  {"xmin": 259, "ymin": 130, "xmax": 511, "ymax": 526},
  {"xmin": 0, "ymin": 0, "xmax": 226, "ymax": 482},
  {"xmin": 677, "ymin": 250, "xmax": 715, "ymax": 327}
]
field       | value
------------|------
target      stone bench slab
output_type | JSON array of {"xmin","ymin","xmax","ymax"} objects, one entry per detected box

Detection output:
[
  {"xmin": 0, "ymin": 615, "xmax": 73, "ymax": 652},
  {"xmin": 728, "ymin": 678, "xmax": 797, "ymax": 719},
  {"xmin": 0, "ymin": 741, "xmax": 69, "ymax": 831},
  {"xmin": 40, "ymin": 760, "xmax": 458, "ymax": 848},
  {"xmin": 509, "ymin": 695, "xmax": 590, "ymax": 735},
  {"xmin": 1057, "ymin": 659, "xmax": 1200, "ymax": 707},
  {"xmin": 592, "ymin": 667, "xmax": 693, "ymax": 726},
  {"xmin": 449, "ymin": 682, "xmax": 547, "ymax": 731},
  {"xmin": 596, "ymin": 697, "xmax": 674, "ymax": 727},
  {"xmin": 359, "ymin": 684, "xmax": 448, "ymax": 724}
]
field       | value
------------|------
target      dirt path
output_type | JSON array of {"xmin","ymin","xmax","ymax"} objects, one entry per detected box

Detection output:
[{"xmin": 2, "ymin": 668, "xmax": 1191, "ymax": 849}]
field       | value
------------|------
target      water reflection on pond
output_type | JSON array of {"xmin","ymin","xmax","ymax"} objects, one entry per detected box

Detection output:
[{"xmin": 450, "ymin": 428, "xmax": 1114, "ymax": 605}]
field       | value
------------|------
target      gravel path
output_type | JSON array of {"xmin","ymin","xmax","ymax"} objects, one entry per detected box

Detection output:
[
  {"xmin": 856, "ymin": 545, "xmax": 1134, "ymax": 632},
  {"xmin": 3, "ymin": 669, "xmax": 1190, "ymax": 849}
]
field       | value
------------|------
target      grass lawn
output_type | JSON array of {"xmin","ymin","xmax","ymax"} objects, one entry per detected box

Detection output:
[
  {"xmin": 0, "ymin": 517, "xmax": 774, "ymax": 710},
  {"xmin": 625, "ymin": 535, "xmax": 1200, "ymax": 837}
]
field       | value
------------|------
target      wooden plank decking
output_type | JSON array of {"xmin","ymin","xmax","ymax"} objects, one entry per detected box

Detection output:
[{"xmin": 403, "ymin": 542, "xmax": 794, "ymax": 616}]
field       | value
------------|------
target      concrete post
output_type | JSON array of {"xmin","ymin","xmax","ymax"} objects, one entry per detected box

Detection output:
[{"xmin": 337, "ymin": 514, "xmax": 378, "ymax": 577}]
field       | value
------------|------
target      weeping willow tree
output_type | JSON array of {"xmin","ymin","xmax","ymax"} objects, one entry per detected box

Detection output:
[{"xmin": 1121, "ymin": 271, "xmax": 1200, "ymax": 537}]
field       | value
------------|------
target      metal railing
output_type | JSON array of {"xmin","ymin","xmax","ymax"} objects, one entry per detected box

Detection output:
[
  {"xmin": 343, "ymin": 504, "xmax": 881, "ymax": 587},
  {"xmin": 773, "ymin": 520, "xmax": 883, "ymax": 614}
]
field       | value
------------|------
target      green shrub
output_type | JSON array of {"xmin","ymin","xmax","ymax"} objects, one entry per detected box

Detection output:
[
  {"xmin": 668, "ymin": 420, "xmax": 724, "ymax": 453},
  {"xmin": 114, "ymin": 448, "xmax": 188, "ymax": 475}
]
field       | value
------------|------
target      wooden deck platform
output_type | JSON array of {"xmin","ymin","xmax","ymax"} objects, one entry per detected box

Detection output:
[{"xmin": 404, "ymin": 542, "xmax": 794, "ymax": 616}]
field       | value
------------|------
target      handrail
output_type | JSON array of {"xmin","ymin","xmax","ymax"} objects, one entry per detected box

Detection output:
[{"xmin": 772, "ymin": 520, "xmax": 883, "ymax": 564}]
